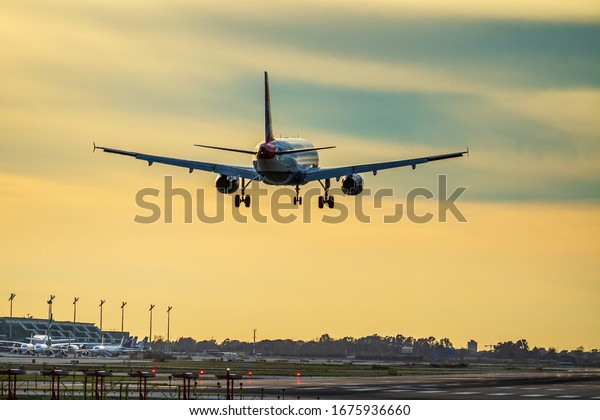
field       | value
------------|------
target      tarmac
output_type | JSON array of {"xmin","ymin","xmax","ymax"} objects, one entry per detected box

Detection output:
[{"xmin": 1, "ymin": 354, "xmax": 598, "ymax": 400}]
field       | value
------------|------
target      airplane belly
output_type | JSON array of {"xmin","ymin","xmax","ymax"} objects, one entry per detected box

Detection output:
[{"xmin": 256, "ymin": 158, "xmax": 300, "ymax": 185}]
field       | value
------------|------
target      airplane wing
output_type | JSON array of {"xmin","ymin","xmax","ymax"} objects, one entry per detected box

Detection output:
[
  {"xmin": 0, "ymin": 340, "xmax": 27, "ymax": 348},
  {"xmin": 303, "ymin": 150, "xmax": 468, "ymax": 182},
  {"xmin": 94, "ymin": 145, "xmax": 260, "ymax": 180},
  {"xmin": 49, "ymin": 342, "xmax": 80, "ymax": 349}
]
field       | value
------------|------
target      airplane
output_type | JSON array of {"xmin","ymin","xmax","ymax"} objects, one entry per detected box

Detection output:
[
  {"xmin": 200, "ymin": 350, "xmax": 240, "ymax": 360},
  {"xmin": 94, "ymin": 72, "xmax": 467, "ymax": 208},
  {"xmin": 1, "ymin": 320, "xmax": 79, "ymax": 356},
  {"xmin": 135, "ymin": 337, "xmax": 148, "ymax": 352},
  {"xmin": 90, "ymin": 336, "xmax": 148, "ymax": 357},
  {"xmin": 0, "ymin": 319, "xmax": 138, "ymax": 358},
  {"xmin": 90, "ymin": 336, "xmax": 129, "ymax": 357}
]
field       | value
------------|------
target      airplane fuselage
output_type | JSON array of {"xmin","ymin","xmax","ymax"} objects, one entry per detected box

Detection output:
[
  {"xmin": 91, "ymin": 345, "xmax": 122, "ymax": 356},
  {"xmin": 17, "ymin": 343, "xmax": 34, "ymax": 354},
  {"xmin": 253, "ymin": 138, "xmax": 319, "ymax": 185},
  {"xmin": 33, "ymin": 343, "xmax": 49, "ymax": 354}
]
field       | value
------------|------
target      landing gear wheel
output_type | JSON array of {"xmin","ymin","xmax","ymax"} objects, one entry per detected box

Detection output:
[
  {"xmin": 293, "ymin": 185, "xmax": 301, "ymax": 206},
  {"xmin": 318, "ymin": 179, "xmax": 332, "ymax": 209},
  {"xmin": 235, "ymin": 178, "xmax": 253, "ymax": 209}
]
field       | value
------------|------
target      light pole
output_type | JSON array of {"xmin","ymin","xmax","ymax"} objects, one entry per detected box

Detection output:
[
  {"xmin": 167, "ymin": 306, "xmax": 172, "ymax": 353},
  {"xmin": 121, "ymin": 302, "xmax": 127, "ymax": 334},
  {"xmin": 149, "ymin": 304, "xmax": 155, "ymax": 350},
  {"xmin": 99, "ymin": 300, "xmax": 105, "ymax": 340},
  {"xmin": 73, "ymin": 297, "xmax": 79, "ymax": 323},
  {"xmin": 47, "ymin": 295, "xmax": 55, "ymax": 320},
  {"xmin": 8, "ymin": 293, "xmax": 15, "ymax": 339}
]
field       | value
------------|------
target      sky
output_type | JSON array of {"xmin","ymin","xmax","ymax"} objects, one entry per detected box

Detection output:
[{"xmin": 1, "ymin": 0, "xmax": 599, "ymax": 351}]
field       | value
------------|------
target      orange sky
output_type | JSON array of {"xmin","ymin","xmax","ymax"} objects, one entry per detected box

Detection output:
[
  {"xmin": 1, "ymin": 1, "xmax": 599, "ymax": 350},
  {"xmin": 2, "ymin": 170, "xmax": 598, "ymax": 350}
]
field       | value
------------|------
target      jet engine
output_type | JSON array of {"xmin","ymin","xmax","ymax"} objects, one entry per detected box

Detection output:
[
  {"xmin": 215, "ymin": 174, "xmax": 240, "ymax": 194},
  {"xmin": 340, "ymin": 174, "xmax": 364, "ymax": 196}
]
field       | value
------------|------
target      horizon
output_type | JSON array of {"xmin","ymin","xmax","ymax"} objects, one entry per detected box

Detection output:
[{"xmin": 0, "ymin": 311, "xmax": 595, "ymax": 353}]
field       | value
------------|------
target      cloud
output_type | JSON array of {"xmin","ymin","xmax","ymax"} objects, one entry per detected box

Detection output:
[
  {"xmin": 2, "ymin": 0, "xmax": 599, "ymax": 204},
  {"xmin": 175, "ymin": 0, "xmax": 600, "ymax": 22},
  {"xmin": 492, "ymin": 89, "xmax": 600, "ymax": 139},
  {"xmin": 333, "ymin": 0, "xmax": 600, "ymax": 22}
]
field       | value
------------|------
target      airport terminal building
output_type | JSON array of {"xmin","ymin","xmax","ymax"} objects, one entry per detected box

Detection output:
[{"xmin": 0, "ymin": 316, "xmax": 126, "ymax": 344}]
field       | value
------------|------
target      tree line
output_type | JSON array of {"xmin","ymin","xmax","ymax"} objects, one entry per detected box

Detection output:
[{"xmin": 149, "ymin": 334, "xmax": 598, "ymax": 365}]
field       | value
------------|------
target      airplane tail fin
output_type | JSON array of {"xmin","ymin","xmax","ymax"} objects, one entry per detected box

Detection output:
[
  {"xmin": 45, "ymin": 318, "xmax": 53, "ymax": 346},
  {"xmin": 137, "ymin": 337, "xmax": 148, "ymax": 350},
  {"xmin": 123, "ymin": 336, "xmax": 134, "ymax": 348},
  {"xmin": 265, "ymin": 71, "xmax": 274, "ymax": 143}
]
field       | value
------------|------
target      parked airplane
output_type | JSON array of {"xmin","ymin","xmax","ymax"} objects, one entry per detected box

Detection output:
[
  {"xmin": 1, "ymin": 320, "xmax": 79, "ymax": 356},
  {"xmin": 90, "ymin": 336, "xmax": 148, "ymax": 357},
  {"xmin": 0, "ymin": 320, "xmax": 145, "ymax": 358},
  {"xmin": 95, "ymin": 72, "xmax": 467, "ymax": 208},
  {"xmin": 0, "ymin": 338, "xmax": 77, "ymax": 356},
  {"xmin": 200, "ymin": 350, "xmax": 240, "ymax": 360}
]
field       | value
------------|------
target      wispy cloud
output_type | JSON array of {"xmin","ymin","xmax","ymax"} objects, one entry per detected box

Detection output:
[
  {"xmin": 173, "ymin": 0, "xmax": 600, "ymax": 22},
  {"xmin": 492, "ymin": 90, "xmax": 600, "ymax": 139},
  {"xmin": 2, "ymin": 1, "xmax": 599, "ymax": 202},
  {"xmin": 336, "ymin": 0, "xmax": 600, "ymax": 22}
]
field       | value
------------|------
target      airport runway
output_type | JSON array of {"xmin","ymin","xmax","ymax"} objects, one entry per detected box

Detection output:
[
  {"xmin": 235, "ymin": 372, "xmax": 600, "ymax": 400},
  {"xmin": 1, "ymin": 354, "xmax": 598, "ymax": 400}
]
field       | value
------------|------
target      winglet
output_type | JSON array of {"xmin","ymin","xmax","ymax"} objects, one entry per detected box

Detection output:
[
  {"xmin": 93, "ymin": 141, "xmax": 97, "ymax": 153},
  {"xmin": 265, "ymin": 71, "xmax": 274, "ymax": 143},
  {"xmin": 466, "ymin": 146, "xmax": 469, "ymax": 157}
]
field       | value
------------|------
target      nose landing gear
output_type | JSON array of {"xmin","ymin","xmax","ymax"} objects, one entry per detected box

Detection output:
[{"xmin": 293, "ymin": 185, "xmax": 303, "ymax": 206}]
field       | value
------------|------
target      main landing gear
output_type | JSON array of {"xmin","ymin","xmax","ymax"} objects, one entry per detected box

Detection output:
[
  {"xmin": 293, "ymin": 185, "xmax": 303, "ymax": 206},
  {"xmin": 318, "ymin": 179, "xmax": 334, "ymax": 209},
  {"xmin": 234, "ymin": 180, "xmax": 334, "ymax": 209},
  {"xmin": 234, "ymin": 178, "xmax": 252, "ymax": 208}
]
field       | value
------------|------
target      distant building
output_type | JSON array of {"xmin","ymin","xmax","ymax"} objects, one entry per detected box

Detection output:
[
  {"xmin": 0, "ymin": 317, "xmax": 127, "ymax": 344},
  {"xmin": 468, "ymin": 340, "xmax": 478, "ymax": 354},
  {"xmin": 401, "ymin": 346, "xmax": 413, "ymax": 354}
]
